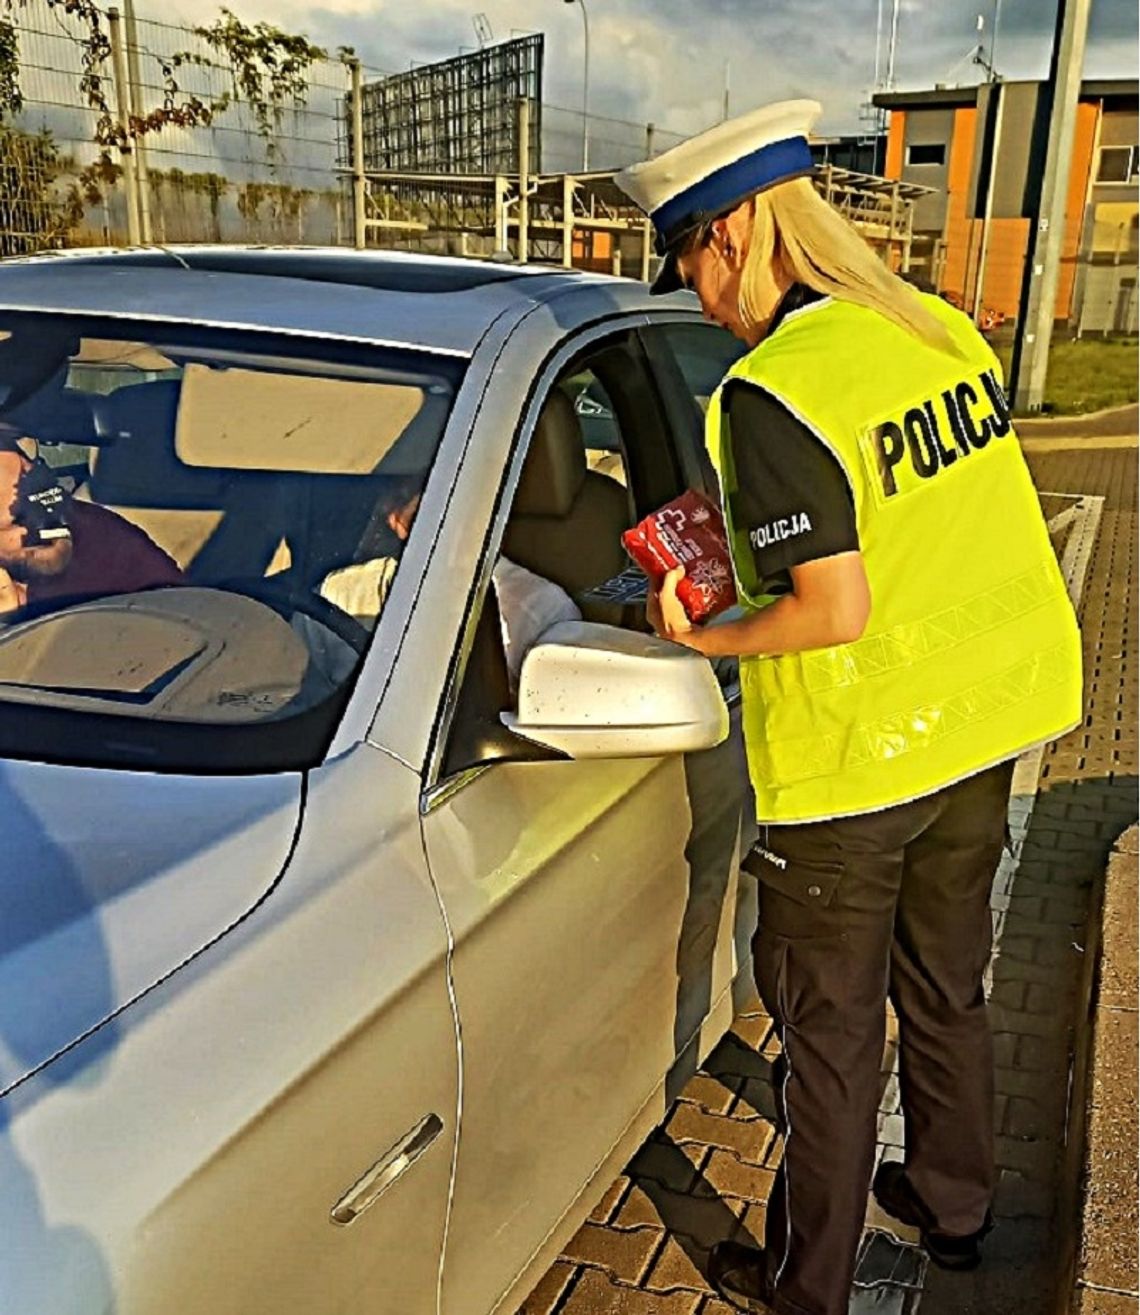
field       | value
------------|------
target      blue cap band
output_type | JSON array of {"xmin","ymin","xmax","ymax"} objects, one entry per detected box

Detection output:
[{"xmin": 651, "ymin": 135, "xmax": 815, "ymax": 254}]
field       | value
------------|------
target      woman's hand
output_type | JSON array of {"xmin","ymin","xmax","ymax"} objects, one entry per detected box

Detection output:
[
  {"xmin": 647, "ymin": 566, "xmax": 696, "ymax": 645},
  {"xmin": 655, "ymin": 550, "xmax": 871, "ymax": 660}
]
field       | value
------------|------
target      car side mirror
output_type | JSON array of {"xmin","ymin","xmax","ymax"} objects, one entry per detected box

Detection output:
[{"xmin": 502, "ymin": 620, "xmax": 729, "ymax": 759}]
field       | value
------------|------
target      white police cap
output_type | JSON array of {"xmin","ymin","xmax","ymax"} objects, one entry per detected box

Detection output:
[{"xmin": 615, "ymin": 98, "xmax": 822, "ymax": 293}]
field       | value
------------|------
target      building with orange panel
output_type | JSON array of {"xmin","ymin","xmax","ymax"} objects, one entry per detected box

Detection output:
[{"xmin": 874, "ymin": 79, "xmax": 1137, "ymax": 334}]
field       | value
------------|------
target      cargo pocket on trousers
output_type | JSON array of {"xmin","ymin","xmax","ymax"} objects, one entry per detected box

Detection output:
[
  {"xmin": 743, "ymin": 850, "xmax": 844, "ymax": 939},
  {"xmin": 749, "ymin": 852, "xmax": 847, "ymax": 1029}
]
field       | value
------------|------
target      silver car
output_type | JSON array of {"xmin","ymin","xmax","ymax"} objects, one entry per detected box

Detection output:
[{"xmin": 0, "ymin": 248, "xmax": 755, "ymax": 1315}]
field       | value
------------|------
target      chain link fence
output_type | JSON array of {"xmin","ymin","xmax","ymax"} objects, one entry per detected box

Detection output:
[
  {"xmin": 1, "ymin": 0, "xmax": 688, "ymax": 253},
  {"xmin": 5, "ymin": 0, "xmax": 356, "ymax": 247}
]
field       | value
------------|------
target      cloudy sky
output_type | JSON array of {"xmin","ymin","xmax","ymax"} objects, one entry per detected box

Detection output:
[{"xmin": 163, "ymin": 0, "xmax": 1136, "ymax": 139}]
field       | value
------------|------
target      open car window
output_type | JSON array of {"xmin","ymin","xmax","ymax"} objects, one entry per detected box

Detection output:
[
  {"xmin": 0, "ymin": 313, "xmax": 463, "ymax": 772},
  {"xmin": 441, "ymin": 331, "xmax": 690, "ymax": 779}
]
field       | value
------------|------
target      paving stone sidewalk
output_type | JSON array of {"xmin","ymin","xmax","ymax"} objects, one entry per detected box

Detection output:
[{"xmin": 518, "ymin": 443, "xmax": 1137, "ymax": 1315}]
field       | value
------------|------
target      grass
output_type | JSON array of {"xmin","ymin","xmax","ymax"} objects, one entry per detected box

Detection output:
[{"xmin": 993, "ymin": 335, "xmax": 1139, "ymax": 416}]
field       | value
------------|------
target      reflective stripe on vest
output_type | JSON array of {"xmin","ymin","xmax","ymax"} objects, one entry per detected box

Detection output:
[{"xmin": 706, "ymin": 293, "xmax": 1082, "ymax": 824}]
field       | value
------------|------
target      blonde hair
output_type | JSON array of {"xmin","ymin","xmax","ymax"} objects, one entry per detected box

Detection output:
[{"xmin": 735, "ymin": 176, "xmax": 962, "ymax": 356}]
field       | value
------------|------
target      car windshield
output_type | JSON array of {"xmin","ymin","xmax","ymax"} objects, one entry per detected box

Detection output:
[{"xmin": 0, "ymin": 313, "xmax": 463, "ymax": 772}]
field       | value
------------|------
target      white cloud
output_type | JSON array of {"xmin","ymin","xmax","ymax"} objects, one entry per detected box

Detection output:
[{"xmin": 166, "ymin": 0, "xmax": 385, "ymax": 20}]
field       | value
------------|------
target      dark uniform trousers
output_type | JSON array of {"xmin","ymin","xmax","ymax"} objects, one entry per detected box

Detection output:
[{"xmin": 747, "ymin": 759, "xmax": 1015, "ymax": 1315}]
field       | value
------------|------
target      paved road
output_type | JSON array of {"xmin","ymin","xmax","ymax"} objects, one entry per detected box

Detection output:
[{"xmin": 517, "ymin": 439, "xmax": 1138, "ymax": 1315}]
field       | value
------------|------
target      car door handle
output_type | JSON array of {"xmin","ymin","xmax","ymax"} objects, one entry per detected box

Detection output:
[{"xmin": 329, "ymin": 1113, "xmax": 445, "ymax": 1226}]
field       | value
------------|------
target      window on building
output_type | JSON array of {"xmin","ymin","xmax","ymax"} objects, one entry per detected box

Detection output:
[
  {"xmin": 1097, "ymin": 145, "xmax": 1139, "ymax": 184},
  {"xmin": 906, "ymin": 142, "xmax": 947, "ymax": 167}
]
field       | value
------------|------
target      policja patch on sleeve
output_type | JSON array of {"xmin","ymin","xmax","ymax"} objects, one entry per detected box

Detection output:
[{"xmin": 858, "ymin": 366, "xmax": 1013, "ymax": 507}]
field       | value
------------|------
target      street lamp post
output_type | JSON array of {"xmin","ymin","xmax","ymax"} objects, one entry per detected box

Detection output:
[{"xmin": 563, "ymin": 0, "xmax": 590, "ymax": 172}]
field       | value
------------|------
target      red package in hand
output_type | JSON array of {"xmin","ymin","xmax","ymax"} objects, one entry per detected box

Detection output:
[{"xmin": 622, "ymin": 489, "xmax": 736, "ymax": 624}]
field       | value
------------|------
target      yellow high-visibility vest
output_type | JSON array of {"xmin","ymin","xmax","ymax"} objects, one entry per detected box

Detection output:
[{"xmin": 705, "ymin": 292, "xmax": 1082, "ymax": 824}]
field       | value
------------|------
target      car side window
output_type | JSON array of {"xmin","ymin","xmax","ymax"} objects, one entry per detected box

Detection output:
[
  {"xmin": 640, "ymin": 321, "xmax": 749, "ymax": 700},
  {"xmin": 441, "ymin": 331, "xmax": 692, "ymax": 779},
  {"xmin": 640, "ymin": 320, "xmax": 747, "ymax": 500},
  {"xmin": 557, "ymin": 369, "xmax": 625, "ymax": 486},
  {"xmin": 651, "ymin": 321, "xmax": 747, "ymax": 416}
]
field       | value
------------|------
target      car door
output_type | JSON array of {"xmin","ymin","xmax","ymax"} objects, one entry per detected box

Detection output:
[
  {"xmin": 412, "ymin": 314, "xmax": 750, "ymax": 1315},
  {"xmin": 0, "ymin": 747, "xmax": 459, "ymax": 1315}
]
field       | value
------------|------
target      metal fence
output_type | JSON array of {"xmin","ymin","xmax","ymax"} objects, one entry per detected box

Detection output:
[
  {"xmin": 7, "ymin": 0, "xmax": 355, "ymax": 248},
  {"xmin": 1, "ymin": 0, "xmax": 686, "ymax": 254}
]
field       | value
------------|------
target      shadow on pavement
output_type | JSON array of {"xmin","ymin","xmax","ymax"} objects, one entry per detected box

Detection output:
[{"xmin": 921, "ymin": 773, "xmax": 1138, "ymax": 1315}]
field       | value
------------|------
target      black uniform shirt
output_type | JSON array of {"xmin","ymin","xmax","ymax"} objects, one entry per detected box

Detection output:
[{"xmin": 724, "ymin": 285, "xmax": 859, "ymax": 596}]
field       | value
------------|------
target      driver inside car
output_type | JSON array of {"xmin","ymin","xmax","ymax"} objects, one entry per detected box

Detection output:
[{"xmin": 0, "ymin": 425, "xmax": 185, "ymax": 620}]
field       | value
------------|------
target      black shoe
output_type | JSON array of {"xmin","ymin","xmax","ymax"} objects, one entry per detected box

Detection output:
[
  {"xmin": 707, "ymin": 1240, "xmax": 774, "ymax": 1313},
  {"xmin": 872, "ymin": 1162, "xmax": 994, "ymax": 1271}
]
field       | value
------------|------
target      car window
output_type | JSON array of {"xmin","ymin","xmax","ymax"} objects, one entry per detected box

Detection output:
[
  {"xmin": 501, "ymin": 356, "xmax": 634, "ymax": 617},
  {"xmin": 649, "ymin": 321, "xmax": 747, "ymax": 416},
  {"xmin": 442, "ymin": 333, "xmax": 689, "ymax": 779},
  {"xmin": 556, "ymin": 369, "xmax": 626, "ymax": 485},
  {"xmin": 640, "ymin": 320, "xmax": 749, "ymax": 700},
  {"xmin": 0, "ymin": 313, "xmax": 463, "ymax": 771}
]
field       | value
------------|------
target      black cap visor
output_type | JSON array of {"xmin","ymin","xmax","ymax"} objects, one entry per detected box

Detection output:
[
  {"xmin": 648, "ymin": 214, "xmax": 715, "ymax": 295},
  {"xmin": 650, "ymin": 249, "xmax": 685, "ymax": 295}
]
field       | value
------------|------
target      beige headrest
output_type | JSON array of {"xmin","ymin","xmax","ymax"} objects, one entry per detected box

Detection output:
[{"xmin": 512, "ymin": 389, "xmax": 586, "ymax": 518}]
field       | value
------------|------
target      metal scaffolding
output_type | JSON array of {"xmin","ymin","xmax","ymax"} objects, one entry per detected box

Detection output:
[
  {"xmin": 351, "ymin": 164, "xmax": 931, "ymax": 278},
  {"xmin": 815, "ymin": 164, "xmax": 931, "ymax": 272},
  {"xmin": 353, "ymin": 163, "xmax": 654, "ymax": 271},
  {"xmin": 354, "ymin": 35, "xmax": 543, "ymax": 176},
  {"xmin": 340, "ymin": 31, "xmax": 931, "ymax": 276}
]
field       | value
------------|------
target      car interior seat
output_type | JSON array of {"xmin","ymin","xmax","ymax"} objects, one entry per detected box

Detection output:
[{"xmin": 502, "ymin": 387, "xmax": 630, "ymax": 598}]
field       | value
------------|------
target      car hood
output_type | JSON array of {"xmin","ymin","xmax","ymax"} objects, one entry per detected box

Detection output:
[{"xmin": 0, "ymin": 758, "xmax": 302, "ymax": 1096}]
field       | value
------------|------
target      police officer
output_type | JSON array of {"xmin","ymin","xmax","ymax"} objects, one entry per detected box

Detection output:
[{"xmin": 615, "ymin": 101, "xmax": 1082, "ymax": 1315}]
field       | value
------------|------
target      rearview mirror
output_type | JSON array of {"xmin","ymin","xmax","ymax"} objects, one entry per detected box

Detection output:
[{"xmin": 502, "ymin": 621, "xmax": 729, "ymax": 759}]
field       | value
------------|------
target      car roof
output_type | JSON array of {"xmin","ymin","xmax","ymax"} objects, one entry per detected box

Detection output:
[{"xmin": 0, "ymin": 246, "xmax": 671, "ymax": 357}]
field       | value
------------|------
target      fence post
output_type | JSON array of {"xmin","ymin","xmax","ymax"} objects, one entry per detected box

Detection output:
[
  {"xmin": 517, "ymin": 97, "xmax": 529, "ymax": 263},
  {"xmin": 123, "ymin": 0, "xmax": 152, "ymax": 243},
  {"xmin": 107, "ymin": 8, "xmax": 141, "ymax": 245},
  {"xmin": 350, "ymin": 59, "xmax": 366, "ymax": 250},
  {"xmin": 640, "ymin": 217, "xmax": 652, "ymax": 282}
]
